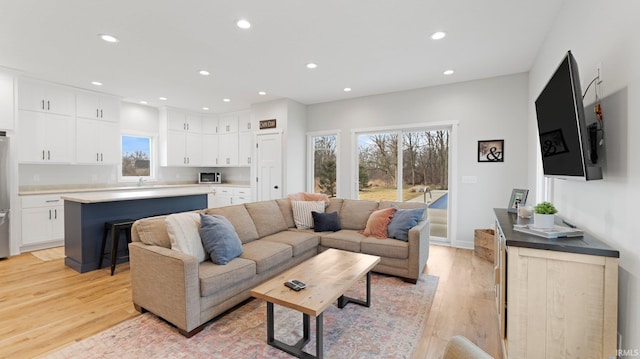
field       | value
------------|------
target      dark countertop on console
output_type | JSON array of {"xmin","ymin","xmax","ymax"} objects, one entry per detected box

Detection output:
[{"xmin": 494, "ymin": 208, "xmax": 619, "ymax": 258}]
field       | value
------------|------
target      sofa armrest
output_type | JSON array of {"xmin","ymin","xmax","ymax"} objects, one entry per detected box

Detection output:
[
  {"xmin": 407, "ymin": 217, "xmax": 430, "ymax": 280},
  {"xmin": 129, "ymin": 242, "xmax": 201, "ymax": 332}
]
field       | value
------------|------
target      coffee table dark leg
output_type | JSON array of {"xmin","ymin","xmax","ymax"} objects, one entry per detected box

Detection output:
[
  {"xmin": 338, "ymin": 271, "xmax": 372, "ymax": 308},
  {"xmin": 266, "ymin": 302, "xmax": 323, "ymax": 359}
]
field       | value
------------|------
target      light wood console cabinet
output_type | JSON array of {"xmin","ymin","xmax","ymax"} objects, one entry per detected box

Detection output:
[{"xmin": 494, "ymin": 209, "xmax": 618, "ymax": 359}]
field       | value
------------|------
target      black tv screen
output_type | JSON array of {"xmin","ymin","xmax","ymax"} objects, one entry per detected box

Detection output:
[{"xmin": 534, "ymin": 51, "xmax": 602, "ymax": 180}]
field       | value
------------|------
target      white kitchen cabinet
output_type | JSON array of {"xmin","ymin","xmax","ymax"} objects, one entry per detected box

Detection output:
[
  {"xmin": 238, "ymin": 131, "xmax": 252, "ymax": 166},
  {"xmin": 208, "ymin": 187, "xmax": 233, "ymax": 208},
  {"xmin": 238, "ymin": 111, "xmax": 253, "ymax": 132},
  {"xmin": 18, "ymin": 110, "xmax": 75, "ymax": 163},
  {"xmin": 76, "ymin": 118, "xmax": 119, "ymax": 164},
  {"xmin": 218, "ymin": 114, "xmax": 239, "ymax": 134},
  {"xmin": 160, "ymin": 108, "xmax": 203, "ymax": 166},
  {"xmin": 233, "ymin": 188, "xmax": 252, "ymax": 204},
  {"xmin": 202, "ymin": 116, "xmax": 219, "ymax": 134},
  {"xmin": 218, "ymin": 133, "xmax": 238, "ymax": 166},
  {"xmin": 202, "ymin": 133, "xmax": 220, "ymax": 166},
  {"xmin": 21, "ymin": 194, "xmax": 65, "ymax": 249},
  {"xmin": 76, "ymin": 92, "xmax": 120, "ymax": 122},
  {"xmin": 18, "ymin": 78, "xmax": 74, "ymax": 116},
  {"xmin": 0, "ymin": 72, "xmax": 14, "ymax": 130}
]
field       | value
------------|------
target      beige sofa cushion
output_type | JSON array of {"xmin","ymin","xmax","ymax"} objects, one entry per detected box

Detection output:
[
  {"xmin": 199, "ymin": 258, "xmax": 256, "ymax": 297},
  {"xmin": 203, "ymin": 205, "xmax": 259, "ymax": 244},
  {"xmin": 240, "ymin": 240, "xmax": 292, "ymax": 274},
  {"xmin": 132, "ymin": 215, "xmax": 172, "ymax": 248},
  {"xmin": 261, "ymin": 231, "xmax": 320, "ymax": 257},
  {"xmin": 245, "ymin": 200, "xmax": 288, "ymax": 237},
  {"xmin": 275, "ymin": 198, "xmax": 296, "ymax": 228},
  {"xmin": 339, "ymin": 199, "xmax": 379, "ymax": 230},
  {"xmin": 326, "ymin": 198, "xmax": 343, "ymax": 214},
  {"xmin": 320, "ymin": 229, "xmax": 365, "ymax": 252},
  {"xmin": 360, "ymin": 236, "xmax": 408, "ymax": 259}
]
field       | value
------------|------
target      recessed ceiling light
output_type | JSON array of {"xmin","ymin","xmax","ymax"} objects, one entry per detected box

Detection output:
[
  {"xmin": 91, "ymin": 81, "xmax": 103, "ymax": 86},
  {"xmin": 139, "ymin": 101, "xmax": 148, "ymax": 105},
  {"xmin": 236, "ymin": 19, "xmax": 251, "ymax": 29},
  {"xmin": 443, "ymin": 69, "xmax": 455, "ymax": 75},
  {"xmin": 159, "ymin": 97, "xmax": 167, "ymax": 101},
  {"xmin": 98, "ymin": 33, "xmax": 119, "ymax": 43},
  {"xmin": 202, "ymin": 107, "xmax": 209, "ymax": 111},
  {"xmin": 258, "ymin": 91, "xmax": 267, "ymax": 96},
  {"xmin": 344, "ymin": 87, "xmax": 352, "ymax": 92},
  {"xmin": 306, "ymin": 63, "xmax": 318, "ymax": 69},
  {"xmin": 430, "ymin": 31, "xmax": 446, "ymax": 40},
  {"xmin": 223, "ymin": 98, "xmax": 231, "ymax": 102},
  {"xmin": 199, "ymin": 70, "xmax": 210, "ymax": 76}
]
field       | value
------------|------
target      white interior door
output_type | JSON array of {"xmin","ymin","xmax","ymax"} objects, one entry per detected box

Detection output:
[{"xmin": 256, "ymin": 133, "xmax": 282, "ymax": 201}]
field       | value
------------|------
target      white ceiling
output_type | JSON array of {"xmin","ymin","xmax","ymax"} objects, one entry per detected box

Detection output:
[{"xmin": 0, "ymin": 0, "xmax": 565, "ymax": 114}]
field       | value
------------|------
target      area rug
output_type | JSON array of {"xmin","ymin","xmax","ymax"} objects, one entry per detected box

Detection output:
[
  {"xmin": 47, "ymin": 273, "xmax": 438, "ymax": 359},
  {"xmin": 30, "ymin": 246, "xmax": 65, "ymax": 262}
]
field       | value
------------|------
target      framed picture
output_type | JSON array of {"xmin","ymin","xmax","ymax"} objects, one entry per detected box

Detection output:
[
  {"xmin": 508, "ymin": 188, "xmax": 529, "ymax": 213},
  {"xmin": 478, "ymin": 139, "xmax": 504, "ymax": 162}
]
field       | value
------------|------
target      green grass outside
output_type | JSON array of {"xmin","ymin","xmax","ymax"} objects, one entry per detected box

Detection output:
[{"xmin": 358, "ymin": 186, "xmax": 423, "ymax": 202}]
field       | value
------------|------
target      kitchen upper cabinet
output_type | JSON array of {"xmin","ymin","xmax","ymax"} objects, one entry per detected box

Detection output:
[
  {"xmin": 76, "ymin": 92, "xmax": 120, "ymax": 122},
  {"xmin": 167, "ymin": 110, "xmax": 201, "ymax": 132},
  {"xmin": 19, "ymin": 110, "xmax": 74, "ymax": 163},
  {"xmin": 202, "ymin": 134, "xmax": 220, "ymax": 166},
  {"xmin": 76, "ymin": 118, "xmax": 119, "ymax": 164},
  {"xmin": 238, "ymin": 131, "xmax": 252, "ymax": 166},
  {"xmin": 218, "ymin": 133, "xmax": 238, "ymax": 166},
  {"xmin": 18, "ymin": 78, "xmax": 74, "ymax": 116},
  {"xmin": 160, "ymin": 108, "xmax": 203, "ymax": 166},
  {"xmin": 219, "ymin": 114, "xmax": 239, "ymax": 134},
  {"xmin": 202, "ymin": 116, "xmax": 219, "ymax": 134},
  {"xmin": 238, "ymin": 111, "xmax": 253, "ymax": 132}
]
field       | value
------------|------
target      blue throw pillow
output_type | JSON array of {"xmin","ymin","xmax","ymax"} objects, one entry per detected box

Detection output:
[
  {"xmin": 199, "ymin": 214, "xmax": 243, "ymax": 265},
  {"xmin": 312, "ymin": 211, "xmax": 341, "ymax": 232},
  {"xmin": 387, "ymin": 207, "xmax": 425, "ymax": 241}
]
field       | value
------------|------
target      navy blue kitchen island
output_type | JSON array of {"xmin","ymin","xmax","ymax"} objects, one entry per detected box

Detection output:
[{"xmin": 62, "ymin": 188, "xmax": 210, "ymax": 273}]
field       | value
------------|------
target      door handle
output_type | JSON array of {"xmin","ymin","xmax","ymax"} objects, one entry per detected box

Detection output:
[{"xmin": 274, "ymin": 186, "xmax": 279, "ymax": 189}]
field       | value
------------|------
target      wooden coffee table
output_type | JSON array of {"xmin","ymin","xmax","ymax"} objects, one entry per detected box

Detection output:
[{"xmin": 250, "ymin": 248, "xmax": 381, "ymax": 359}]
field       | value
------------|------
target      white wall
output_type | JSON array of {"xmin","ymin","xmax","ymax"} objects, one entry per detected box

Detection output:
[
  {"xmin": 307, "ymin": 73, "xmax": 529, "ymax": 247},
  {"xmin": 528, "ymin": 0, "xmax": 640, "ymax": 350},
  {"xmin": 251, "ymin": 98, "xmax": 307, "ymax": 195}
]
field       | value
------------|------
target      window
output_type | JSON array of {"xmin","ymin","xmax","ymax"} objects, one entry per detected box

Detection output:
[
  {"xmin": 120, "ymin": 134, "xmax": 154, "ymax": 180},
  {"xmin": 307, "ymin": 133, "xmax": 339, "ymax": 197},
  {"xmin": 356, "ymin": 127, "xmax": 450, "ymax": 240}
]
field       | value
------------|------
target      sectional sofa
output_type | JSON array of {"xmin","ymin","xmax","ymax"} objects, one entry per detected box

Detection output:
[{"xmin": 129, "ymin": 197, "xmax": 430, "ymax": 337}]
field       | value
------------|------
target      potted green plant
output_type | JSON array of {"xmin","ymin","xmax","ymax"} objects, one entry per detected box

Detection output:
[{"xmin": 533, "ymin": 201, "xmax": 557, "ymax": 229}]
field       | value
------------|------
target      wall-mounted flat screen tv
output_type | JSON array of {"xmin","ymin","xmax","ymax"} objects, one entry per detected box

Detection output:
[{"xmin": 534, "ymin": 51, "xmax": 602, "ymax": 180}]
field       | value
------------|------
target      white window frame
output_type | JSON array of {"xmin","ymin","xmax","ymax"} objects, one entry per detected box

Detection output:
[
  {"xmin": 118, "ymin": 131, "xmax": 158, "ymax": 183},
  {"xmin": 306, "ymin": 130, "xmax": 341, "ymax": 197}
]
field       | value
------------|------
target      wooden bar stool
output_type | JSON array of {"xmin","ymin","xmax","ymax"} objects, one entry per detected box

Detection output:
[{"xmin": 98, "ymin": 219, "xmax": 135, "ymax": 275}]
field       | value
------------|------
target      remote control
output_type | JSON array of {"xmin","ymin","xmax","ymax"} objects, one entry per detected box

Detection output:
[
  {"xmin": 290, "ymin": 279, "xmax": 306, "ymax": 289},
  {"xmin": 284, "ymin": 281, "xmax": 302, "ymax": 291}
]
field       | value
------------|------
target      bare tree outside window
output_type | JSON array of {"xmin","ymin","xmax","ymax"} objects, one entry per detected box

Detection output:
[{"xmin": 122, "ymin": 135, "xmax": 151, "ymax": 177}]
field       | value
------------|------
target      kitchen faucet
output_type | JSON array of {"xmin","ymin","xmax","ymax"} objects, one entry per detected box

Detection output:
[{"xmin": 138, "ymin": 177, "xmax": 146, "ymax": 187}]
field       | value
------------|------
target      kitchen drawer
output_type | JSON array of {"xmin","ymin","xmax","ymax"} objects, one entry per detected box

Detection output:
[
  {"xmin": 233, "ymin": 188, "xmax": 251, "ymax": 196},
  {"xmin": 21, "ymin": 194, "xmax": 64, "ymax": 208}
]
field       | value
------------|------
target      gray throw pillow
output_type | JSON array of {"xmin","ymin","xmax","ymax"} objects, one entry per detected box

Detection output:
[
  {"xmin": 387, "ymin": 206, "xmax": 425, "ymax": 241},
  {"xmin": 199, "ymin": 214, "xmax": 243, "ymax": 265}
]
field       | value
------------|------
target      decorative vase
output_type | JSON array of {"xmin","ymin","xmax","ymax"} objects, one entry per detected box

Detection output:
[{"xmin": 533, "ymin": 213, "xmax": 555, "ymax": 230}]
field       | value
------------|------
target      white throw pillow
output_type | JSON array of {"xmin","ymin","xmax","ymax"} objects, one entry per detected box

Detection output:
[
  {"xmin": 291, "ymin": 200, "xmax": 325, "ymax": 230},
  {"xmin": 165, "ymin": 212, "xmax": 207, "ymax": 262}
]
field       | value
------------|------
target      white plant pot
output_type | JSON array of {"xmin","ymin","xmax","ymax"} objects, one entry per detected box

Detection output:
[{"xmin": 533, "ymin": 213, "xmax": 555, "ymax": 230}]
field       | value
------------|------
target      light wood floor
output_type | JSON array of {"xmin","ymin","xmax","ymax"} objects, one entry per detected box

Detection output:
[{"xmin": 0, "ymin": 245, "xmax": 500, "ymax": 358}]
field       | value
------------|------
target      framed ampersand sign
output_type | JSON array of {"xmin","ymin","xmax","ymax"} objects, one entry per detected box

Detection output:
[{"xmin": 478, "ymin": 139, "xmax": 504, "ymax": 162}]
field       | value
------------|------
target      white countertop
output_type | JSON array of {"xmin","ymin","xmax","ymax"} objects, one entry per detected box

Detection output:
[
  {"xmin": 20, "ymin": 183, "xmax": 250, "ymax": 196},
  {"xmin": 61, "ymin": 186, "xmax": 216, "ymax": 204}
]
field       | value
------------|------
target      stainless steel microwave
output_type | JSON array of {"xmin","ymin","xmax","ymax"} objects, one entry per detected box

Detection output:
[{"xmin": 199, "ymin": 172, "xmax": 221, "ymax": 184}]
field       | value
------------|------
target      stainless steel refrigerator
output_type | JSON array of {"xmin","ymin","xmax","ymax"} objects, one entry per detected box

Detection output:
[{"xmin": 0, "ymin": 134, "xmax": 9, "ymax": 258}]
